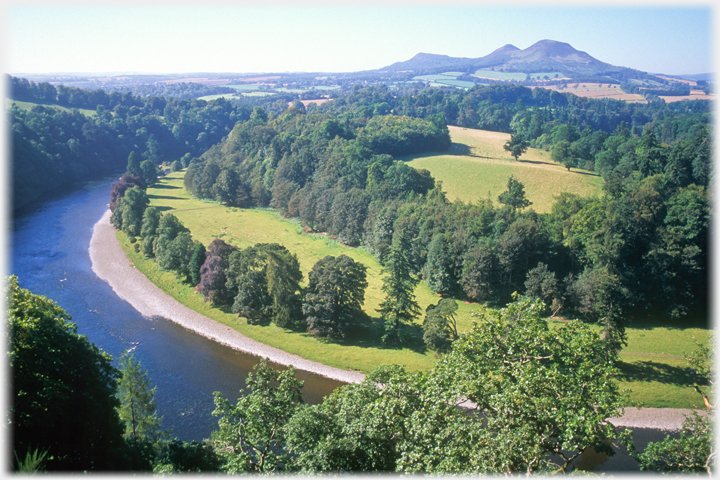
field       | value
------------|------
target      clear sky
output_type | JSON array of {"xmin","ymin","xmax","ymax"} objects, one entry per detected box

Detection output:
[{"xmin": 3, "ymin": 2, "xmax": 716, "ymax": 76}]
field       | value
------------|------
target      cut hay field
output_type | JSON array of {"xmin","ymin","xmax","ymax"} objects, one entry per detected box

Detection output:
[
  {"xmin": 403, "ymin": 126, "xmax": 604, "ymax": 213},
  {"xmin": 660, "ymin": 90, "xmax": 716, "ymax": 102},
  {"xmin": 538, "ymin": 83, "xmax": 648, "ymax": 103}
]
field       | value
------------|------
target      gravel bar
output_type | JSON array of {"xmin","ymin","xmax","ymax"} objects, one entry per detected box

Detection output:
[{"xmin": 90, "ymin": 209, "xmax": 707, "ymax": 430}]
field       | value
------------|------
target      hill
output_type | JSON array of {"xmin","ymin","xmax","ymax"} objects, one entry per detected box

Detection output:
[{"xmin": 380, "ymin": 39, "xmax": 662, "ymax": 84}]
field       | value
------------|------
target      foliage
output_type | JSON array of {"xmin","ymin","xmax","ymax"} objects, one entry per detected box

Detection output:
[
  {"xmin": 8, "ymin": 276, "xmax": 126, "ymax": 471},
  {"xmin": 632, "ymin": 413, "xmax": 714, "ymax": 473},
  {"xmin": 423, "ymin": 233, "xmax": 459, "ymax": 295},
  {"xmin": 378, "ymin": 233, "xmax": 421, "ymax": 344},
  {"xmin": 197, "ymin": 239, "xmax": 237, "ymax": 306},
  {"xmin": 153, "ymin": 439, "xmax": 222, "ymax": 473},
  {"xmin": 422, "ymin": 298, "xmax": 458, "ymax": 351},
  {"xmin": 115, "ymin": 353, "xmax": 163, "ymax": 443},
  {"xmin": 303, "ymin": 255, "xmax": 368, "ymax": 338},
  {"xmin": 285, "ymin": 365, "xmax": 434, "ymax": 472},
  {"xmin": 431, "ymin": 296, "xmax": 628, "ymax": 474},
  {"xmin": 503, "ymin": 133, "xmax": 530, "ymax": 160},
  {"xmin": 524, "ymin": 262, "xmax": 562, "ymax": 315},
  {"xmin": 14, "ymin": 447, "xmax": 49, "ymax": 473},
  {"xmin": 211, "ymin": 359, "xmax": 304, "ymax": 473},
  {"xmin": 497, "ymin": 175, "xmax": 532, "ymax": 213},
  {"xmin": 266, "ymin": 248, "xmax": 305, "ymax": 328},
  {"xmin": 111, "ymin": 185, "xmax": 149, "ymax": 237}
]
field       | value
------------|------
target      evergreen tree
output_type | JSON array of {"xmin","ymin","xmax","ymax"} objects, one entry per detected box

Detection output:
[
  {"xmin": 126, "ymin": 151, "xmax": 142, "ymax": 179},
  {"xmin": 378, "ymin": 232, "xmax": 420, "ymax": 344},
  {"xmin": 116, "ymin": 353, "xmax": 162, "ymax": 443},
  {"xmin": 188, "ymin": 242, "xmax": 206, "ymax": 286}
]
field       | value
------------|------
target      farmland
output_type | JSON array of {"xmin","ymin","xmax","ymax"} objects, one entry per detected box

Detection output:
[
  {"xmin": 403, "ymin": 125, "xmax": 604, "ymax": 213},
  {"xmin": 538, "ymin": 82, "xmax": 648, "ymax": 103}
]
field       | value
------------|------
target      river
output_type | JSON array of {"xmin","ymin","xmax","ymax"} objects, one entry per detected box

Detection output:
[
  {"xmin": 10, "ymin": 178, "xmax": 344, "ymax": 442},
  {"xmin": 10, "ymin": 178, "xmax": 679, "ymax": 472}
]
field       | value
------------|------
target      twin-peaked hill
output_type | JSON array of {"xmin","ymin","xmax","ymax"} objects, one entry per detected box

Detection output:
[{"xmin": 381, "ymin": 39, "xmax": 645, "ymax": 80}]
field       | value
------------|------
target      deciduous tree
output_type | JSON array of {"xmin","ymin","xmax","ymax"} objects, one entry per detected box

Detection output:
[
  {"xmin": 303, "ymin": 255, "xmax": 368, "ymax": 338},
  {"xmin": 211, "ymin": 359, "xmax": 303, "ymax": 473}
]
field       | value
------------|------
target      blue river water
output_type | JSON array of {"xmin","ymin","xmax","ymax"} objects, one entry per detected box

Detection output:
[
  {"xmin": 9, "ymin": 178, "xmax": 675, "ymax": 471},
  {"xmin": 10, "ymin": 179, "xmax": 344, "ymax": 442}
]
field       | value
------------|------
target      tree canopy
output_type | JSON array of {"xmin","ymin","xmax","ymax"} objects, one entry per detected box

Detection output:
[{"xmin": 8, "ymin": 276, "xmax": 126, "ymax": 471}]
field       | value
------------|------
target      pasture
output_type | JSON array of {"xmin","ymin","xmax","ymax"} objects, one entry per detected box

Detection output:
[
  {"xmin": 403, "ymin": 126, "xmax": 604, "ymax": 213},
  {"xmin": 472, "ymin": 70, "xmax": 527, "ymax": 81},
  {"xmin": 135, "ymin": 172, "xmax": 481, "ymax": 373},
  {"xmin": 122, "ymin": 166, "xmax": 709, "ymax": 408}
]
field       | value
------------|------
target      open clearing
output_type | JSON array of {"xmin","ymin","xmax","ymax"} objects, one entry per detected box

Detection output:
[{"xmin": 403, "ymin": 125, "xmax": 604, "ymax": 213}]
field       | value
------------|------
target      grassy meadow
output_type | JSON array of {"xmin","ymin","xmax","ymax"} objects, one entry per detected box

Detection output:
[
  {"xmin": 118, "ymin": 125, "xmax": 711, "ymax": 408},
  {"xmin": 403, "ymin": 126, "xmax": 605, "ymax": 213},
  {"xmin": 6, "ymin": 98, "xmax": 97, "ymax": 116},
  {"xmin": 127, "ymin": 171, "xmax": 485, "ymax": 374}
]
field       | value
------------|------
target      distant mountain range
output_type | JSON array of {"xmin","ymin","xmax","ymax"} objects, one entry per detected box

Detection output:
[{"xmin": 379, "ymin": 39, "xmax": 655, "ymax": 80}]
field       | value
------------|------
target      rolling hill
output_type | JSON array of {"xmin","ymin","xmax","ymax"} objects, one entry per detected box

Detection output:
[{"xmin": 381, "ymin": 39, "xmax": 654, "ymax": 81}]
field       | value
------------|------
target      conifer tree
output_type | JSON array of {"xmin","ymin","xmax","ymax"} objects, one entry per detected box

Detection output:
[
  {"xmin": 378, "ymin": 232, "xmax": 420, "ymax": 344},
  {"xmin": 116, "ymin": 353, "xmax": 162, "ymax": 443}
]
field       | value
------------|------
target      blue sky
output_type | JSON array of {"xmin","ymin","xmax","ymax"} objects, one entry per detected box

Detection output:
[{"xmin": 4, "ymin": 3, "xmax": 715, "ymax": 76}]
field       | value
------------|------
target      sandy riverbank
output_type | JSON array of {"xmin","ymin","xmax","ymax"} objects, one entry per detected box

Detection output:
[
  {"xmin": 89, "ymin": 209, "xmax": 706, "ymax": 430},
  {"xmin": 89, "ymin": 209, "xmax": 365, "ymax": 385}
]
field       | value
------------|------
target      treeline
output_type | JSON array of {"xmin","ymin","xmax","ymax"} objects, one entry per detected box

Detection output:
[
  {"xmin": 180, "ymin": 95, "xmax": 710, "ymax": 325},
  {"xmin": 319, "ymin": 83, "xmax": 711, "ymax": 144},
  {"xmin": 11, "ymin": 276, "xmax": 714, "ymax": 473},
  {"xmin": 113, "ymin": 82, "xmax": 237, "ymax": 99},
  {"xmin": 9, "ymin": 79, "xmax": 251, "ymax": 209}
]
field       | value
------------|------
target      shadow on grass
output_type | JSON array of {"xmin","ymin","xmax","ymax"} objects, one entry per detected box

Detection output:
[
  {"xmin": 569, "ymin": 169, "xmax": 601, "ymax": 177},
  {"xmin": 517, "ymin": 159, "xmax": 559, "ymax": 167},
  {"xmin": 626, "ymin": 313, "xmax": 710, "ymax": 330},
  {"xmin": 152, "ymin": 183, "xmax": 180, "ymax": 189},
  {"xmin": 616, "ymin": 360, "xmax": 693, "ymax": 385},
  {"xmin": 148, "ymin": 194, "xmax": 185, "ymax": 200},
  {"xmin": 325, "ymin": 315, "xmax": 428, "ymax": 354},
  {"xmin": 154, "ymin": 205, "xmax": 174, "ymax": 212}
]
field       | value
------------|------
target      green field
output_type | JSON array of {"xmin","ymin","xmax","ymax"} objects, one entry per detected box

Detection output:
[
  {"xmin": 121, "ymin": 167, "xmax": 713, "ymax": 408},
  {"xmin": 227, "ymin": 84, "xmax": 263, "ymax": 91},
  {"xmin": 413, "ymin": 74, "xmax": 459, "ymax": 82},
  {"xmin": 528, "ymin": 72, "xmax": 565, "ymax": 80},
  {"xmin": 6, "ymin": 98, "xmax": 96, "ymax": 116},
  {"xmin": 403, "ymin": 126, "xmax": 604, "ymax": 213},
  {"xmin": 198, "ymin": 94, "xmax": 240, "ymax": 101},
  {"xmin": 435, "ymin": 79, "xmax": 476, "ymax": 89},
  {"xmin": 473, "ymin": 70, "xmax": 527, "ymax": 81},
  {"xmin": 132, "ymin": 172, "xmax": 486, "ymax": 374}
]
